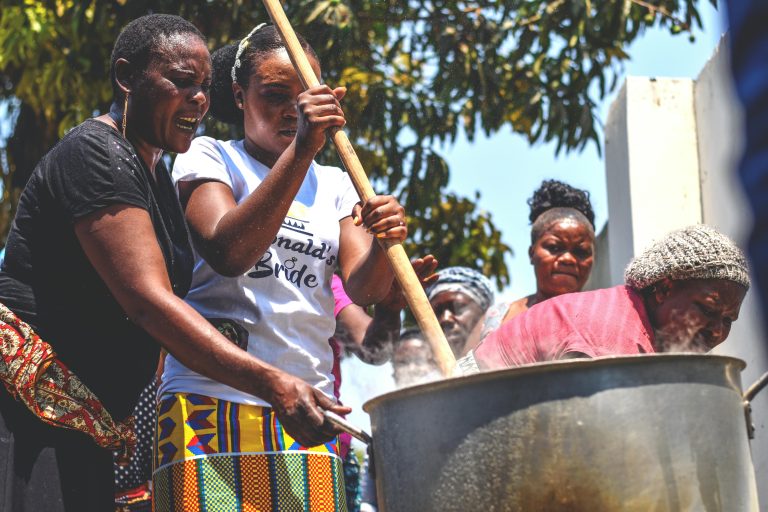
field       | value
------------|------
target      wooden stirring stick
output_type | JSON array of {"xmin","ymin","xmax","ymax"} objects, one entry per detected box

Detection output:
[{"xmin": 261, "ymin": 0, "xmax": 456, "ymax": 376}]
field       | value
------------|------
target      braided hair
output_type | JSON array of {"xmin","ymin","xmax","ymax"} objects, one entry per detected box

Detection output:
[
  {"xmin": 528, "ymin": 180, "xmax": 595, "ymax": 244},
  {"xmin": 209, "ymin": 25, "xmax": 317, "ymax": 125},
  {"xmin": 109, "ymin": 14, "xmax": 205, "ymax": 102}
]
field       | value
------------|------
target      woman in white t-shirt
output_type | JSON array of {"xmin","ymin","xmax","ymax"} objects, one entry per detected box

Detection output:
[{"xmin": 152, "ymin": 24, "xmax": 406, "ymax": 511}]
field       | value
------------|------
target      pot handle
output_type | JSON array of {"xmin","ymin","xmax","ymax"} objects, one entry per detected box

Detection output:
[
  {"xmin": 324, "ymin": 410, "xmax": 373, "ymax": 445},
  {"xmin": 744, "ymin": 371, "xmax": 768, "ymax": 402},
  {"xmin": 743, "ymin": 371, "xmax": 768, "ymax": 440}
]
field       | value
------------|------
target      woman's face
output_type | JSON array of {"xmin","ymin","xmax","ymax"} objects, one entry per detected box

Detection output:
[
  {"xmin": 430, "ymin": 291, "xmax": 486, "ymax": 357},
  {"xmin": 129, "ymin": 34, "xmax": 211, "ymax": 153},
  {"xmin": 530, "ymin": 219, "xmax": 595, "ymax": 298},
  {"xmin": 236, "ymin": 48, "xmax": 321, "ymax": 167},
  {"xmin": 649, "ymin": 278, "xmax": 747, "ymax": 352}
]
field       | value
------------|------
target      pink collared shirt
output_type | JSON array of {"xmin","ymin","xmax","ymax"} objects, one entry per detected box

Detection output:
[{"xmin": 473, "ymin": 285, "xmax": 656, "ymax": 370}]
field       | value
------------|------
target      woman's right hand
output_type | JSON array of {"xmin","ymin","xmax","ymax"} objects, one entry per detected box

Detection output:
[
  {"xmin": 264, "ymin": 371, "xmax": 352, "ymax": 447},
  {"xmin": 295, "ymin": 84, "xmax": 346, "ymax": 159}
]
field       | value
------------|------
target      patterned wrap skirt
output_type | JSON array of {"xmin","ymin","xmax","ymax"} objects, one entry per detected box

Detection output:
[{"xmin": 153, "ymin": 393, "xmax": 348, "ymax": 512}]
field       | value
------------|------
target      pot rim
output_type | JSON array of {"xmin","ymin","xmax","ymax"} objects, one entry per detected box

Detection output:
[{"xmin": 364, "ymin": 352, "xmax": 746, "ymax": 412}]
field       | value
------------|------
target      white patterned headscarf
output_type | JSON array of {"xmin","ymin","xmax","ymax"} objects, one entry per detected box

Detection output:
[{"xmin": 427, "ymin": 266, "xmax": 495, "ymax": 311}]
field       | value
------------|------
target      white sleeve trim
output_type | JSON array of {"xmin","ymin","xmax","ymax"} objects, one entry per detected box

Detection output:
[
  {"xmin": 172, "ymin": 136, "xmax": 233, "ymax": 189},
  {"xmin": 337, "ymin": 171, "xmax": 360, "ymax": 221}
]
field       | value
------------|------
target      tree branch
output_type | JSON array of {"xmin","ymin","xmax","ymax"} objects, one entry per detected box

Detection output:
[{"xmin": 629, "ymin": 0, "xmax": 690, "ymax": 29}]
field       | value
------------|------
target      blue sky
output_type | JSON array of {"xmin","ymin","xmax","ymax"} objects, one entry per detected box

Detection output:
[{"xmin": 442, "ymin": 3, "xmax": 725, "ymax": 302}]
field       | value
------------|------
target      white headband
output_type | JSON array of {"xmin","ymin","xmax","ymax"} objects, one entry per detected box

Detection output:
[{"xmin": 231, "ymin": 23, "xmax": 267, "ymax": 83}]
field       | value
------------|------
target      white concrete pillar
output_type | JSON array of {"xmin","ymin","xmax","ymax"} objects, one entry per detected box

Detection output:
[{"xmin": 604, "ymin": 77, "xmax": 703, "ymax": 285}]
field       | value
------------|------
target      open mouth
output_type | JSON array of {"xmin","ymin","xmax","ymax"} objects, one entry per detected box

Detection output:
[
  {"xmin": 175, "ymin": 116, "xmax": 199, "ymax": 132},
  {"xmin": 278, "ymin": 129, "xmax": 297, "ymax": 138}
]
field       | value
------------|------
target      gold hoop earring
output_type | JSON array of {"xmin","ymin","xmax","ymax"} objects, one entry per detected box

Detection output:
[{"xmin": 122, "ymin": 93, "xmax": 129, "ymax": 138}]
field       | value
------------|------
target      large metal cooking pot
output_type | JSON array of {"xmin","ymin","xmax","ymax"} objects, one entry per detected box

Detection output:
[{"xmin": 363, "ymin": 354, "xmax": 767, "ymax": 512}]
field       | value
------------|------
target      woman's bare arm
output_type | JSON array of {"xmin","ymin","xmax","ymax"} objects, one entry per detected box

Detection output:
[
  {"xmin": 337, "ymin": 195, "xmax": 408, "ymax": 305},
  {"xmin": 179, "ymin": 85, "xmax": 346, "ymax": 277},
  {"xmin": 74, "ymin": 204, "xmax": 349, "ymax": 446},
  {"xmin": 335, "ymin": 255, "xmax": 438, "ymax": 364}
]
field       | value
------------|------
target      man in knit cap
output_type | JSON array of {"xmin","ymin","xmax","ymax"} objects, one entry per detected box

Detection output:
[
  {"xmin": 460, "ymin": 225, "xmax": 749, "ymax": 372},
  {"xmin": 427, "ymin": 266, "xmax": 495, "ymax": 357}
]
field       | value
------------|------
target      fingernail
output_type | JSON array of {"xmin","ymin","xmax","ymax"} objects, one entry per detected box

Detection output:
[
  {"xmin": 353, "ymin": 216, "xmax": 360, "ymax": 225},
  {"xmin": 376, "ymin": 232, "xmax": 387, "ymax": 239}
]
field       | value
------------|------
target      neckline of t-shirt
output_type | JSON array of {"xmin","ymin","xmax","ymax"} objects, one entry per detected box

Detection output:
[
  {"xmin": 231, "ymin": 138, "xmax": 317, "ymax": 175},
  {"xmin": 83, "ymin": 118, "xmax": 141, "ymax": 160},
  {"xmin": 83, "ymin": 118, "xmax": 174, "ymax": 199},
  {"xmin": 83, "ymin": 116, "xmax": 121, "ymax": 135}
]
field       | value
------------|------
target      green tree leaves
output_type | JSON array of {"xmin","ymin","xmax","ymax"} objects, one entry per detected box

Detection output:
[{"xmin": 0, "ymin": 0, "xmax": 711, "ymax": 288}]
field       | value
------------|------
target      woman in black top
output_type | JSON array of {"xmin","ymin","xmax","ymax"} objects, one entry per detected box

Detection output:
[{"xmin": 0, "ymin": 14, "xmax": 348, "ymax": 511}]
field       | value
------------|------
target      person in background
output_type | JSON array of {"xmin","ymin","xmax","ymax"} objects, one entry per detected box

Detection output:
[
  {"xmin": 330, "ymin": 257, "xmax": 437, "ymax": 511},
  {"xmin": 427, "ymin": 266, "xmax": 495, "ymax": 358},
  {"xmin": 157, "ymin": 24, "xmax": 407, "ymax": 509},
  {"xmin": 480, "ymin": 180, "xmax": 595, "ymax": 340},
  {"xmin": 391, "ymin": 327, "xmax": 441, "ymax": 387},
  {"xmin": 357, "ymin": 327, "xmax": 440, "ymax": 512},
  {"xmin": 113, "ymin": 379, "xmax": 156, "ymax": 511},
  {"xmin": 0, "ymin": 15, "xmax": 249, "ymax": 511},
  {"xmin": 331, "ymin": 255, "xmax": 436, "ymax": 511},
  {"xmin": 461, "ymin": 225, "xmax": 749, "ymax": 373},
  {"xmin": 332, "ymin": 255, "xmax": 438, "ymax": 365}
]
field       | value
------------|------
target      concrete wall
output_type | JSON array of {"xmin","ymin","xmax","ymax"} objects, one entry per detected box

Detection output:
[
  {"xmin": 604, "ymin": 77, "xmax": 703, "ymax": 286},
  {"xmin": 583, "ymin": 221, "xmax": 610, "ymax": 291},
  {"xmin": 603, "ymin": 38, "xmax": 768, "ymax": 505}
]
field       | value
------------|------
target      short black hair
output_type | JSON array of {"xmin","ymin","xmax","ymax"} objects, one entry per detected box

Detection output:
[
  {"xmin": 209, "ymin": 25, "xmax": 317, "ymax": 125},
  {"xmin": 528, "ymin": 179, "xmax": 595, "ymax": 226},
  {"xmin": 110, "ymin": 14, "xmax": 205, "ymax": 101},
  {"xmin": 528, "ymin": 179, "xmax": 595, "ymax": 244}
]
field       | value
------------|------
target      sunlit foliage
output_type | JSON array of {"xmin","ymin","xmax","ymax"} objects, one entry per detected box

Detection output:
[{"xmin": 0, "ymin": 0, "xmax": 713, "ymax": 286}]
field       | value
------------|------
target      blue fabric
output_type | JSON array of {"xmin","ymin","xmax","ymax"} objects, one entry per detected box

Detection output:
[{"xmin": 726, "ymin": 1, "xmax": 768, "ymax": 333}]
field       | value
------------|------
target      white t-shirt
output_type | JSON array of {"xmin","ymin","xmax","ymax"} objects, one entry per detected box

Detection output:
[{"xmin": 161, "ymin": 136, "xmax": 359, "ymax": 406}]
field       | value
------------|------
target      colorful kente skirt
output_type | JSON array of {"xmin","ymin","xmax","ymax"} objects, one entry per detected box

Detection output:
[{"xmin": 153, "ymin": 392, "xmax": 348, "ymax": 512}]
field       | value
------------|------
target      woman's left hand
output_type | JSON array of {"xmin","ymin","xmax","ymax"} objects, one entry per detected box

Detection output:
[
  {"xmin": 378, "ymin": 254, "xmax": 439, "ymax": 311},
  {"xmin": 351, "ymin": 195, "xmax": 407, "ymax": 242}
]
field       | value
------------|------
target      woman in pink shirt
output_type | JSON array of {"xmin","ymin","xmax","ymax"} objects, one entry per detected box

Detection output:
[{"xmin": 480, "ymin": 180, "xmax": 596, "ymax": 340}]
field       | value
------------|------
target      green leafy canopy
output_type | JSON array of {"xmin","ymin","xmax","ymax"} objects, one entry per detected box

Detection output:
[{"xmin": 0, "ymin": 0, "xmax": 713, "ymax": 288}]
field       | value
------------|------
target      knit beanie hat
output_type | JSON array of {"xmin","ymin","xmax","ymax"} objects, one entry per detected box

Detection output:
[
  {"xmin": 427, "ymin": 266, "xmax": 495, "ymax": 311},
  {"xmin": 624, "ymin": 224, "xmax": 750, "ymax": 290}
]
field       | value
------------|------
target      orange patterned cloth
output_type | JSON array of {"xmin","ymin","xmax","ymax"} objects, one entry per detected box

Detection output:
[
  {"xmin": 153, "ymin": 393, "xmax": 347, "ymax": 511},
  {"xmin": 0, "ymin": 302, "xmax": 136, "ymax": 459}
]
